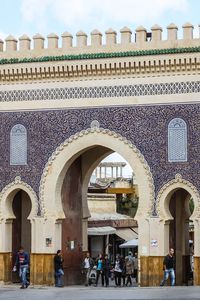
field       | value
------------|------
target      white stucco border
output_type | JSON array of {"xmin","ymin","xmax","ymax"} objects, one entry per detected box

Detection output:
[
  {"xmin": 0, "ymin": 176, "xmax": 38, "ymax": 221},
  {"xmin": 157, "ymin": 173, "xmax": 200, "ymax": 221},
  {"xmin": 39, "ymin": 127, "xmax": 155, "ymax": 219}
]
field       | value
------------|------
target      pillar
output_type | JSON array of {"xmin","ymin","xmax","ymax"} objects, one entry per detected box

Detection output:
[
  {"xmin": 91, "ymin": 29, "xmax": 102, "ymax": 46},
  {"xmin": 116, "ymin": 166, "xmax": 118, "ymax": 177},
  {"xmin": 120, "ymin": 165, "xmax": 122, "ymax": 177},
  {"xmin": 175, "ymin": 191, "xmax": 183, "ymax": 285},
  {"xmin": 62, "ymin": 32, "xmax": 73, "ymax": 48}
]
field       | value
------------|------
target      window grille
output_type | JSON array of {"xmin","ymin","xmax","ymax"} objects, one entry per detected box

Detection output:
[
  {"xmin": 10, "ymin": 124, "xmax": 27, "ymax": 165},
  {"xmin": 168, "ymin": 118, "xmax": 187, "ymax": 162}
]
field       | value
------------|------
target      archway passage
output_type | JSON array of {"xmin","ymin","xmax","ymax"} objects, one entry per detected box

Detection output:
[
  {"xmin": 61, "ymin": 156, "xmax": 83, "ymax": 285},
  {"xmin": 41, "ymin": 128, "xmax": 154, "ymax": 286},
  {"xmin": 60, "ymin": 145, "xmax": 139, "ymax": 285},
  {"xmin": 169, "ymin": 188, "xmax": 194, "ymax": 286},
  {"xmin": 12, "ymin": 190, "xmax": 31, "ymax": 283}
]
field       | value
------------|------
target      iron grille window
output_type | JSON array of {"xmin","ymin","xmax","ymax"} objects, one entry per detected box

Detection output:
[
  {"xmin": 10, "ymin": 124, "xmax": 27, "ymax": 165},
  {"xmin": 168, "ymin": 118, "xmax": 187, "ymax": 162}
]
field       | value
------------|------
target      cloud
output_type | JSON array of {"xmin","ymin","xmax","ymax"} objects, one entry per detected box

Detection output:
[
  {"xmin": 20, "ymin": 0, "xmax": 52, "ymax": 32},
  {"xmin": 20, "ymin": 0, "xmax": 189, "ymax": 34},
  {"xmin": 21, "ymin": 0, "xmax": 50, "ymax": 22},
  {"xmin": 0, "ymin": 31, "xmax": 8, "ymax": 40}
]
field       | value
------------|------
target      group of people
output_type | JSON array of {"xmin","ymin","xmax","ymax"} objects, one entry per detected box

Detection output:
[
  {"xmin": 82, "ymin": 251, "xmax": 138, "ymax": 287},
  {"xmin": 12, "ymin": 245, "xmax": 178, "ymax": 289},
  {"xmin": 51, "ymin": 248, "xmax": 177, "ymax": 288}
]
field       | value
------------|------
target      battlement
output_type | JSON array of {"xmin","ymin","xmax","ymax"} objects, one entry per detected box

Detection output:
[{"xmin": 0, "ymin": 23, "xmax": 200, "ymax": 60}]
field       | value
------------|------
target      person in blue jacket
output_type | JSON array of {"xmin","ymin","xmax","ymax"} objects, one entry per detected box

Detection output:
[{"xmin": 95, "ymin": 253, "xmax": 104, "ymax": 286}]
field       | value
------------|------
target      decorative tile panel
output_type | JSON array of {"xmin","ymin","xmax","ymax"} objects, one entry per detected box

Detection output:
[
  {"xmin": 1, "ymin": 103, "xmax": 200, "ymax": 215},
  {"xmin": 0, "ymin": 81, "xmax": 200, "ymax": 102},
  {"xmin": 168, "ymin": 118, "xmax": 187, "ymax": 162},
  {"xmin": 10, "ymin": 124, "xmax": 27, "ymax": 165}
]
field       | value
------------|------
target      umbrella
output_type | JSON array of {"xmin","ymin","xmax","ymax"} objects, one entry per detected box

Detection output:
[{"xmin": 119, "ymin": 239, "xmax": 138, "ymax": 248}]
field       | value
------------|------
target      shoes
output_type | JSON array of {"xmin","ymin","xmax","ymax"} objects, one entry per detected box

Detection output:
[
  {"xmin": 20, "ymin": 286, "xmax": 25, "ymax": 289},
  {"xmin": 26, "ymin": 282, "xmax": 30, "ymax": 288},
  {"xmin": 55, "ymin": 285, "xmax": 64, "ymax": 288}
]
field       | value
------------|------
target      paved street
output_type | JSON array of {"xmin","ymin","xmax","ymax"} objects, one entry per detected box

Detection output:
[{"xmin": 0, "ymin": 285, "xmax": 200, "ymax": 300}]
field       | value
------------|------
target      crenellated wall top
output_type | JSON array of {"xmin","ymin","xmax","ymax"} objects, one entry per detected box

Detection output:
[{"xmin": 0, "ymin": 23, "xmax": 199, "ymax": 61}]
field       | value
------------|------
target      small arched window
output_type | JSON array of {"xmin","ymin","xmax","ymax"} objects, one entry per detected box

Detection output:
[
  {"xmin": 10, "ymin": 124, "xmax": 27, "ymax": 165},
  {"xmin": 168, "ymin": 118, "xmax": 187, "ymax": 162}
]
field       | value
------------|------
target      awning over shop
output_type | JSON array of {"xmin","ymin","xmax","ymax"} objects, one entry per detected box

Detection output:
[
  {"xmin": 119, "ymin": 239, "xmax": 138, "ymax": 248},
  {"xmin": 88, "ymin": 226, "xmax": 116, "ymax": 236},
  {"xmin": 115, "ymin": 228, "xmax": 138, "ymax": 241}
]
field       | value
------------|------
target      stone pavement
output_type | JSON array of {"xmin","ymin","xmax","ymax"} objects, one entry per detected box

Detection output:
[{"xmin": 0, "ymin": 284, "xmax": 200, "ymax": 300}]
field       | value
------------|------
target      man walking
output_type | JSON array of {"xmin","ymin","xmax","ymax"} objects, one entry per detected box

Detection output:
[
  {"xmin": 160, "ymin": 248, "xmax": 175, "ymax": 286},
  {"xmin": 54, "ymin": 250, "xmax": 64, "ymax": 287},
  {"xmin": 103, "ymin": 254, "xmax": 111, "ymax": 287},
  {"xmin": 125, "ymin": 251, "xmax": 134, "ymax": 286},
  {"xmin": 13, "ymin": 246, "xmax": 29, "ymax": 289},
  {"xmin": 82, "ymin": 252, "xmax": 93, "ymax": 286}
]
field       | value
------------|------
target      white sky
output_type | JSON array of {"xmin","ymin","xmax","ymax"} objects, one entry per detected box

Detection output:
[{"xmin": 0, "ymin": 0, "xmax": 199, "ymax": 40}]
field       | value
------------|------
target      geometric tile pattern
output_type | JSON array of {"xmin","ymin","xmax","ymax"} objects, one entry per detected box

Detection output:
[
  {"xmin": 1, "ymin": 102, "xmax": 200, "ymax": 215},
  {"xmin": 0, "ymin": 81, "xmax": 199, "ymax": 102}
]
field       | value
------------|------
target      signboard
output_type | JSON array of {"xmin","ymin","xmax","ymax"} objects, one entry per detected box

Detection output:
[
  {"xmin": 46, "ymin": 238, "xmax": 52, "ymax": 247},
  {"xmin": 151, "ymin": 239, "xmax": 158, "ymax": 247}
]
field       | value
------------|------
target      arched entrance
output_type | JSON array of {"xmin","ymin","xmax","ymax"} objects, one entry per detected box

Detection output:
[
  {"xmin": 157, "ymin": 174, "xmax": 200, "ymax": 286},
  {"xmin": 0, "ymin": 177, "xmax": 38, "ymax": 283},
  {"xmin": 40, "ymin": 127, "xmax": 155, "ymax": 285},
  {"xmin": 12, "ymin": 190, "xmax": 32, "ymax": 282},
  {"xmin": 168, "ymin": 189, "xmax": 193, "ymax": 285}
]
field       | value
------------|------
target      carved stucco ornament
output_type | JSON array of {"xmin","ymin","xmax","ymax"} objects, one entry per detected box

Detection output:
[
  {"xmin": 0, "ymin": 176, "xmax": 38, "ymax": 220},
  {"xmin": 156, "ymin": 173, "xmax": 200, "ymax": 219}
]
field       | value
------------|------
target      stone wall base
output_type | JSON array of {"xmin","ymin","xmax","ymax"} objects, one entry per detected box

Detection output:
[
  {"xmin": 30, "ymin": 254, "xmax": 55, "ymax": 285},
  {"xmin": 140, "ymin": 256, "xmax": 164, "ymax": 287},
  {"xmin": 194, "ymin": 256, "xmax": 200, "ymax": 285},
  {"xmin": 0, "ymin": 253, "xmax": 12, "ymax": 282}
]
